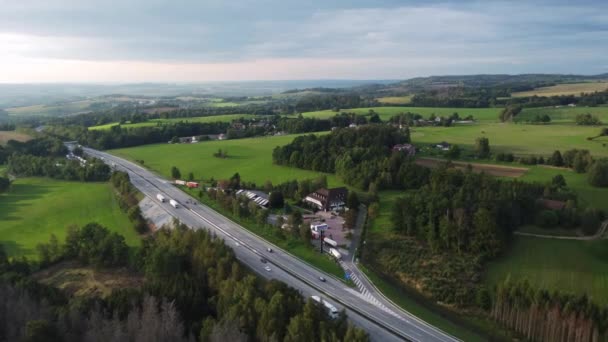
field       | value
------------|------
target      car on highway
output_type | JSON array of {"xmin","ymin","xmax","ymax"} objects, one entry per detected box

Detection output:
[
  {"xmin": 260, "ymin": 258, "xmax": 267, "ymax": 263},
  {"xmin": 319, "ymin": 276, "xmax": 326, "ymax": 282},
  {"xmin": 267, "ymin": 247, "xmax": 273, "ymax": 253},
  {"xmin": 264, "ymin": 266, "xmax": 271, "ymax": 272}
]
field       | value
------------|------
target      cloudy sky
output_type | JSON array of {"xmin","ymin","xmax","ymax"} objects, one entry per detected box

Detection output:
[{"xmin": 1, "ymin": 0, "xmax": 607, "ymax": 82}]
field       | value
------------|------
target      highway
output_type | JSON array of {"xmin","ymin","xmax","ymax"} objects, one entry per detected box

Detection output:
[{"xmin": 84, "ymin": 147, "xmax": 459, "ymax": 342}]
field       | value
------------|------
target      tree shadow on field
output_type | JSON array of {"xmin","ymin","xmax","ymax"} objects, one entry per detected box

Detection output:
[{"xmin": 0, "ymin": 182, "xmax": 56, "ymax": 222}]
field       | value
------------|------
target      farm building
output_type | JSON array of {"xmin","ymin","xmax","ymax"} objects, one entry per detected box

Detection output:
[
  {"xmin": 304, "ymin": 187, "xmax": 348, "ymax": 212},
  {"xmin": 392, "ymin": 143, "xmax": 416, "ymax": 156}
]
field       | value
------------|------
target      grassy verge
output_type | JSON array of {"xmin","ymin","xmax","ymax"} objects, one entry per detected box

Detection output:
[{"xmin": 183, "ymin": 187, "xmax": 345, "ymax": 279}]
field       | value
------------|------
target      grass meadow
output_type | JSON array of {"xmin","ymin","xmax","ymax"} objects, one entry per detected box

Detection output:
[
  {"xmin": 0, "ymin": 178, "xmax": 140, "ymax": 259},
  {"xmin": 485, "ymin": 236, "xmax": 608, "ymax": 305},
  {"xmin": 517, "ymin": 105, "xmax": 608, "ymax": 123},
  {"xmin": 512, "ymin": 82, "xmax": 608, "ymax": 97},
  {"xmin": 376, "ymin": 96, "xmax": 413, "ymax": 105},
  {"xmin": 111, "ymin": 133, "xmax": 345, "ymax": 187},
  {"xmin": 88, "ymin": 114, "xmax": 258, "ymax": 130},
  {"xmin": 411, "ymin": 123, "xmax": 608, "ymax": 157},
  {"xmin": 302, "ymin": 106, "xmax": 503, "ymax": 122}
]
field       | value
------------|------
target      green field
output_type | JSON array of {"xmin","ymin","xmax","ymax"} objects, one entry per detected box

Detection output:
[
  {"xmin": 517, "ymin": 105, "xmax": 608, "ymax": 123},
  {"xmin": 302, "ymin": 106, "xmax": 502, "ymax": 122},
  {"xmin": 485, "ymin": 236, "xmax": 608, "ymax": 305},
  {"xmin": 0, "ymin": 178, "xmax": 140, "ymax": 259},
  {"xmin": 512, "ymin": 82, "xmax": 608, "ymax": 97},
  {"xmin": 112, "ymin": 134, "xmax": 345, "ymax": 187},
  {"xmin": 520, "ymin": 166, "xmax": 608, "ymax": 210},
  {"xmin": 411, "ymin": 123, "xmax": 608, "ymax": 157},
  {"xmin": 89, "ymin": 114, "xmax": 258, "ymax": 130}
]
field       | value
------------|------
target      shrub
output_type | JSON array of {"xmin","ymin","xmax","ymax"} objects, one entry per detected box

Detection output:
[{"xmin": 535, "ymin": 210, "xmax": 559, "ymax": 228}]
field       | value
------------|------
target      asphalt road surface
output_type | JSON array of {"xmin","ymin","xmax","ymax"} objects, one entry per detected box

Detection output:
[{"xmin": 84, "ymin": 147, "xmax": 459, "ymax": 342}]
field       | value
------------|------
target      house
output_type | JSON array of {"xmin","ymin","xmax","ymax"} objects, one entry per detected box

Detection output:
[
  {"xmin": 304, "ymin": 187, "xmax": 348, "ymax": 211},
  {"xmin": 218, "ymin": 133, "xmax": 227, "ymax": 140},
  {"xmin": 538, "ymin": 198, "xmax": 567, "ymax": 211},
  {"xmin": 348, "ymin": 123, "xmax": 357, "ymax": 128},
  {"xmin": 392, "ymin": 144, "xmax": 416, "ymax": 157},
  {"xmin": 436, "ymin": 141, "xmax": 451, "ymax": 151}
]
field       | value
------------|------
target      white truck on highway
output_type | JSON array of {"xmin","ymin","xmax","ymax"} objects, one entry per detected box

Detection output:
[
  {"xmin": 157, "ymin": 194, "xmax": 166, "ymax": 203},
  {"xmin": 169, "ymin": 199, "xmax": 179, "ymax": 208},
  {"xmin": 311, "ymin": 295, "xmax": 339, "ymax": 319},
  {"xmin": 329, "ymin": 247, "xmax": 341, "ymax": 260}
]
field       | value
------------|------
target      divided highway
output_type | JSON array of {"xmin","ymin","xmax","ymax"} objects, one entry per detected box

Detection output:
[{"xmin": 84, "ymin": 147, "xmax": 459, "ymax": 342}]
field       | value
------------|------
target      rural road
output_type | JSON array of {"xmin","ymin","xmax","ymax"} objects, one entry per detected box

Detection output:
[
  {"xmin": 84, "ymin": 147, "xmax": 459, "ymax": 342},
  {"xmin": 514, "ymin": 220, "xmax": 608, "ymax": 240}
]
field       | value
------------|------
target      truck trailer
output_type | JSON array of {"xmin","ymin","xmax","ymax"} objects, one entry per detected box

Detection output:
[
  {"xmin": 156, "ymin": 194, "xmax": 166, "ymax": 203},
  {"xmin": 329, "ymin": 248, "xmax": 341, "ymax": 260},
  {"xmin": 311, "ymin": 296, "xmax": 339, "ymax": 319},
  {"xmin": 169, "ymin": 199, "xmax": 179, "ymax": 208}
]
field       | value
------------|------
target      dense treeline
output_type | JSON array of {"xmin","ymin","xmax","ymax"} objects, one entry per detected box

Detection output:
[
  {"xmin": 8, "ymin": 154, "xmax": 111, "ymax": 181},
  {"xmin": 0, "ymin": 224, "xmax": 368, "ymax": 342},
  {"xmin": 390, "ymin": 166, "xmax": 544, "ymax": 259},
  {"xmin": 273, "ymin": 125, "xmax": 415, "ymax": 190},
  {"xmin": 294, "ymin": 93, "xmax": 375, "ymax": 113},
  {"xmin": 492, "ymin": 280, "xmax": 608, "ymax": 342},
  {"xmin": 46, "ymin": 121, "xmax": 230, "ymax": 149}
]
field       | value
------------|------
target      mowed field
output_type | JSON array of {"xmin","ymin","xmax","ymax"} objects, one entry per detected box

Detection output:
[
  {"xmin": 302, "ymin": 106, "xmax": 502, "ymax": 122},
  {"xmin": 517, "ymin": 105, "xmax": 608, "ymax": 123},
  {"xmin": 88, "ymin": 114, "xmax": 258, "ymax": 130},
  {"xmin": 485, "ymin": 236, "xmax": 608, "ymax": 305},
  {"xmin": 512, "ymin": 82, "xmax": 608, "ymax": 97},
  {"xmin": 411, "ymin": 123, "xmax": 608, "ymax": 157},
  {"xmin": 111, "ymin": 133, "xmax": 346, "ymax": 187},
  {"xmin": 376, "ymin": 96, "xmax": 413, "ymax": 105},
  {"xmin": 0, "ymin": 131, "xmax": 32, "ymax": 144},
  {"xmin": 0, "ymin": 178, "xmax": 140, "ymax": 259}
]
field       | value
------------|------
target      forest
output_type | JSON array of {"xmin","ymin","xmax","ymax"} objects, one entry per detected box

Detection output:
[{"xmin": 0, "ymin": 223, "xmax": 368, "ymax": 342}]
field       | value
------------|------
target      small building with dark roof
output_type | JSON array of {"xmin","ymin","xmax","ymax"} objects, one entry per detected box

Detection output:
[{"xmin": 304, "ymin": 187, "xmax": 348, "ymax": 211}]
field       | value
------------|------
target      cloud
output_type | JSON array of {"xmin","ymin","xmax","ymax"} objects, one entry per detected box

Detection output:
[{"xmin": 0, "ymin": 1, "xmax": 606, "ymax": 81}]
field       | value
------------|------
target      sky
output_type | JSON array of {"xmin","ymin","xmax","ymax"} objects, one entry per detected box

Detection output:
[{"xmin": 0, "ymin": 0, "xmax": 607, "ymax": 82}]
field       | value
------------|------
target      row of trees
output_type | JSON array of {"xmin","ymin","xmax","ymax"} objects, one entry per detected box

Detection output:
[
  {"xmin": 110, "ymin": 171, "xmax": 148, "ymax": 234},
  {"xmin": 7, "ymin": 154, "xmax": 111, "ymax": 182},
  {"xmin": 492, "ymin": 279, "xmax": 608, "ymax": 342}
]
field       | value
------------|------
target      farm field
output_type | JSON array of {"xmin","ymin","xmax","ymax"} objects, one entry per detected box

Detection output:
[
  {"xmin": 517, "ymin": 105, "xmax": 608, "ymax": 123},
  {"xmin": 415, "ymin": 157, "xmax": 528, "ymax": 178},
  {"xmin": 376, "ymin": 96, "xmax": 413, "ymax": 105},
  {"xmin": 88, "ymin": 114, "xmax": 258, "ymax": 130},
  {"xmin": 302, "ymin": 106, "xmax": 503, "ymax": 122},
  {"xmin": 111, "ymin": 133, "xmax": 345, "ymax": 187},
  {"xmin": 411, "ymin": 123, "xmax": 608, "ymax": 157},
  {"xmin": 512, "ymin": 82, "xmax": 608, "ymax": 97},
  {"xmin": 0, "ymin": 178, "xmax": 140, "ymax": 259},
  {"xmin": 485, "ymin": 236, "xmax": 608, "ymax": 305},
  {"xmin": 0, "ymin": 130, "xmax": 32, "ymax": 144},
  {"xmin": 7, "ymin": 100, "xmax": 95, "ymax": 116}
]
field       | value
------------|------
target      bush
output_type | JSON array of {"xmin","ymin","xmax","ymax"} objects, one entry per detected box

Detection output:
[
  {"xmin": 588, "ymin": 159, "xmax": 608, "ymax": 187},
  {"xmin": 535, "ymin": 210, "xmax": 559, "ymax": 228},
  {"xmin": 581, "ymin": 208, "xmax": 604, "ymax": 235}
]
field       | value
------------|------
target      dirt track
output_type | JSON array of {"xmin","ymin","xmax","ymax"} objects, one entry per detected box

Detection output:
[{"xmin": 415, "ymin": 157, "xmax": 529, "ymax": 178}]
